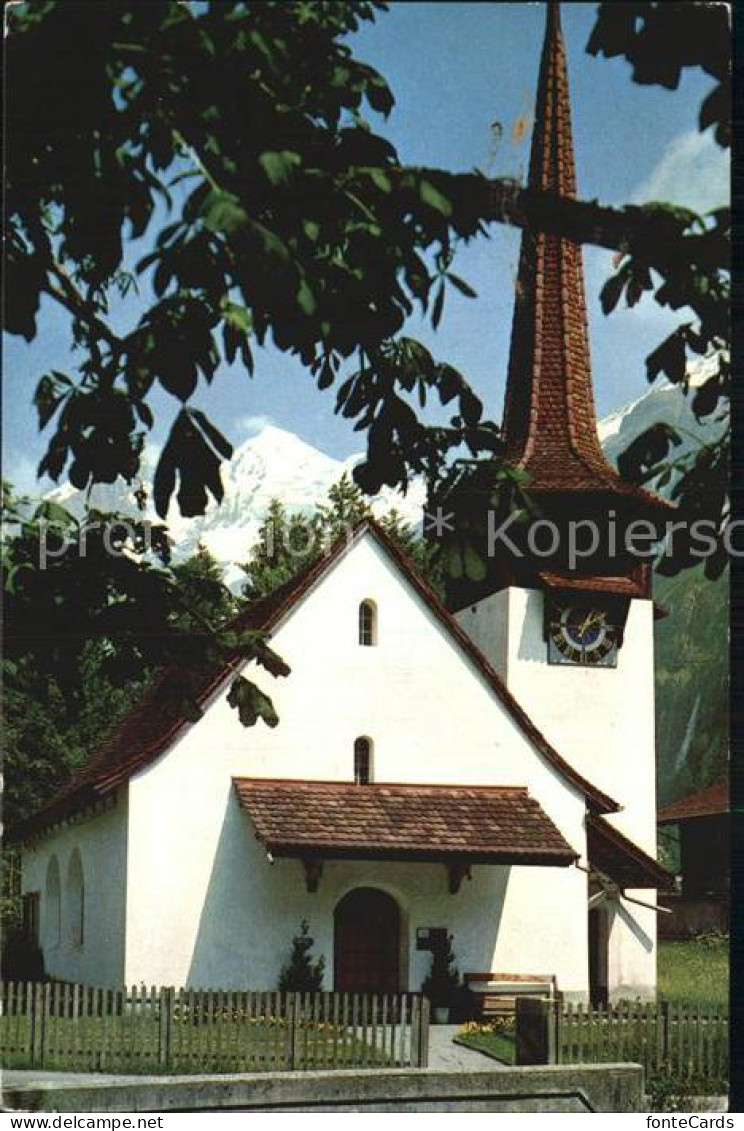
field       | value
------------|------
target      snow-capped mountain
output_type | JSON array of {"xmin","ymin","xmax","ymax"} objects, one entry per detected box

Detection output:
[
  {"xmin": 598, "ymin": 354, "xmax": 725, "ymax": 468},
  {"xmin": 48, "ymin": 424, "xmax": 426, "ymax": 584},
  {"xmin": 47, "ymin": 358, "xmax": 723, "ymax": 583}
]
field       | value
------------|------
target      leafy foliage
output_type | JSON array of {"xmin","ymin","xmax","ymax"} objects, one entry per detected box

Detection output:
[
  {"xmin": 240, "ymin": 499, "xmax": 317, "ymax": 602},
  {"xmin": 6, "ymin": 0, "xmax": 494, "ymax": 521},
  {"xmin": 589, "ymin": 2, "xmax": 730, "ymax": 579},
  {"xmin": 170, "ymin": 542, "xmax": 238, "ymax": 630},
  {"xmin": 1, "ymin": 483, "xmax": 285, "ymax": 828},
  {"xmin": 278, "ymin": 920, "xmax": 325, "ymax": 993},
  {"xmin": 238, "ymin": 474, "xmax": 441, "ymax": 600},
  {"xmin": 6, "ymin": 0, "xmax": 728, "ymax": 581}
]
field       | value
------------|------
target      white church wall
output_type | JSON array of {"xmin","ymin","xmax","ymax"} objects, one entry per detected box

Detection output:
[
  {"xmin": 605, "ymin": 899, "xmax": 657, "ymax": 1001},
  {"xmin": 123, "ymin": 532, "xmax": 591, "ymax": 994},
  {"xmin": 460, "ymin": 587, "xmax": 657, "ymax": 850},
  {"xmin": 19, "ymin": 793, "xmax": 128, "ymax": 987},
  {"xmin": 459, "ymin": 586, "xmax": 658, "ymax": 997},
  {"xmin": 455, "ymin": 590, "xmax": 510, "ymax": 678}
]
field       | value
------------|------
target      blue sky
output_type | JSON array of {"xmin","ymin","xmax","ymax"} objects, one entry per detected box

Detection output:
[{"xmin": 4, "ymin": 1, "xmax": 728, "ymax": 495}]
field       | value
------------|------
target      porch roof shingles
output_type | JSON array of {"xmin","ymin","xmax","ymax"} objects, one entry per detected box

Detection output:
[{"xmin": 232, "ymin": 779, "xmax": 578, "ymax": 866}]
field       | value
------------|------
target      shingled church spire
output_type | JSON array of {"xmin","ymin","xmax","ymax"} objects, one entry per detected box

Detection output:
[{"xmin": 501, "ymin": 1, "xmax": 663, "ymax": 509}]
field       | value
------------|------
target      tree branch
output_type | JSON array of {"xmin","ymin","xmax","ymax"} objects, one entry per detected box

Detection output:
[
  {"xmin": 411, "ymin": 171, "xmax": 727, "ymax": 272},
  {"xmin": 44, "ymin": 260, "xmax": 123, "ymax": 354}
]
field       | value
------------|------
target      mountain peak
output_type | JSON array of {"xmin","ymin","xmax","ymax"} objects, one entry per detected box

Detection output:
[{"xmin": 44, "ymin": 367, "xmax": 719, "ymax": 581}]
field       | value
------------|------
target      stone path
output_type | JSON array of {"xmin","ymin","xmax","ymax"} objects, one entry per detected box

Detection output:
[{"xmin": 426, "ymin": 1025, "xmax": 506, "ymax": 1071}]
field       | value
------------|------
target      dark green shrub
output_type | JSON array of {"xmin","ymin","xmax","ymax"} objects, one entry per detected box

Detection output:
[
  {"xmin": 278, "ymin": 920, "xmax": 325, "ymax": 993},
  {"xmin": 422, "ymin": 933, "xmax": 460, "ymax": 1008}
]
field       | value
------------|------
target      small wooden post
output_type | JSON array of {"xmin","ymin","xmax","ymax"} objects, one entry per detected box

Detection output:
[
  {"xmin": 283, "ymin": 993, "xmax": 295, "ymax": 1069},
  {"xmin": 292, "ymin": 993, "xmax": 303, "ymax": 1069},
  {"xmin": 660, "ymin": 999, "xmax": 670, "ymax": 1066},
  {"xmin": 41, "ymin": 982, "xmax": 51, "ymax": 1068},
  {"xmin": 419, "ymin": 995, "xmax": 431, "ymax": 1067},
  {"xmin": 410, "ymin": 995, "xmax": 420, "ymax": 1067},
  {"xmin": 159, "ymin": 986, "xmax": 174, "ymax": 1070}
]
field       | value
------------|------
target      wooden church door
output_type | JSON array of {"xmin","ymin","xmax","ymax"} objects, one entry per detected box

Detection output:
[{"xmin": 334, "ymin": 887, "xmax": 401, "ymax": 993}]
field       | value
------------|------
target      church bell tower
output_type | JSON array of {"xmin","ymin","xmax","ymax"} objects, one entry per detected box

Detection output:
[{"xmin": 455, "ymin": 1, "xmax": 670, "ymax": 868}]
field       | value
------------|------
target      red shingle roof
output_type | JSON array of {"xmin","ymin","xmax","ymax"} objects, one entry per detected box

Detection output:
[
  {"xmin": 233, "ymin": 779, "xmax": 578, "ymax": 865},
  {"xmin": 587, "ymin": 813, "xmax": 675, "ymax": 890},
  {"xmin": 538, "ymin": 572, "xmax": 648, "ymax": 599},
  {"xmin": 657, "ymin": 779, "xmax": 729, "ymax": 824},
  {"xmin": 10, "ymin": 519, "xmax": 619, "ymax": 844},
  {"xmin": 500, "ymin": 3, "xmax": 670, "ymax": 517}
]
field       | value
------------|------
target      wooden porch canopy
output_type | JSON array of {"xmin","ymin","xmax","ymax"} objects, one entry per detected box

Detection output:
[
  {"xmin": 587, "ymin": 813, "xmax": 675, "ymax": 891},
  {"xmin": 233, "ymin": 779, "xmax": 578, "ymax": 892}
]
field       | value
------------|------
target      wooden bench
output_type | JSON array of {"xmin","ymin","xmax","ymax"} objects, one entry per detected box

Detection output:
[{"xmin": 464, "ymin": 972, "xmax": 559, "ymax": 1020}]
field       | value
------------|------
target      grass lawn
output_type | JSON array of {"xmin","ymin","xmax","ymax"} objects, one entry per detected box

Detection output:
[
  {"xmin": 455, "ymin": 937, "xmax": 730, "ymax": 1071},
  {"xmin": 657, "ymin": 937, "xmax": 729, "ymax": 1009},
  {"xmin": 0, "ymin": 1013, "xmax": 395, "ymax": 1074},
  {"xmin": 455, "ymin": 1028, "xmax": 515, "ymax": 1065}
]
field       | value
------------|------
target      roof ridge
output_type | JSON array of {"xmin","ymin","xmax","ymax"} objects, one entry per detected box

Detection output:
[{"xmin": 232, "ymin": 777, "xmax": 530, "ymax": 794}]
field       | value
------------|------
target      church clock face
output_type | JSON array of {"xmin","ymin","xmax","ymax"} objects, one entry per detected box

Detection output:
[{"xmin": 548, "ymin": 603, "xmax": 618, "ymax": 668}]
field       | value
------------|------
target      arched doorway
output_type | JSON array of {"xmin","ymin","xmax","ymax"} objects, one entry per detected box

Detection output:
[{"xmin": 334, "ymin": 887, "xmax": 401, "ymax": 993}]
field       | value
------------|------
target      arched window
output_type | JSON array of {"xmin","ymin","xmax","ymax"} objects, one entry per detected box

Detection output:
[
  {"xmin": 359, "ymin": 600, "xmax": 377, "ymax": 646},
  {"xmin": 66, "ymin": 849, "xmax": 85, "ymax": 948},
  {"xmin": 45, "ymin": 856, "xmax": 61, "ymax": 949},
  {"xmin": 354, "ymin": 737, "xmax": 373, "ymax": 785}
]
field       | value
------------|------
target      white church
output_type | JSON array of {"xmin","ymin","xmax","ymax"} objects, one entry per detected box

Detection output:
[{"xmin": 15, "ymin": 3, "xmax": 673, "ymax": 1005}]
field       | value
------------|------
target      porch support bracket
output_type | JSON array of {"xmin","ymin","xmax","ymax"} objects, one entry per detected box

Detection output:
[
  {"xmin": 447, "ymin": 861, "xmax": 472, "ymax": 894},
  {"xmin": 302, "ymin": 858, "xmax": 324, "ymax": 893}
]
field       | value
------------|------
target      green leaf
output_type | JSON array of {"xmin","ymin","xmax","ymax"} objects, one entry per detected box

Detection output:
[
  {"xmin": 463, "ymin": 542, "xmax": 487, "ymax": 582},
  {"xmin": 459, "ymin": 388, "xmax": 482, "ymax": 427},
  {"xmin": 600, "ymin": 268, "xmax": 628, "ymax": 315},
  {"xmin": 34, "ymin": 373, "xmax": 72, "ymax": 430},
  {"xmin": 365, "ymin": 74, "xmax": 394, "ymax": 116},
  {"xmin": 227, "ymin": 674, "xmax": 279, "ymax": 728},
  {"xmin": 297, "ymin": 278, "xmax": 317, "ymax": 316},
  {"xmin": 431, "ymin": 282, "xmax": 445, "ymax": 329},
  {"xmin": 258, "ymin": 150, "xmax": 301, "ymax": 186},
  {"xmin": 190, "ymin": 410, "xmax": 234, "ymax": 460},
  {"xmin": 646, "ymin": 330, "xmax": 687, "ymax": 385},
  {"xmin": 221, "ymin": 301, "xmax": 252, "ymax": 335},
  {"xmin": 203, "ymin": 191, "xmax": 247, "ymax": 234},
  {"xmin": 366, "ymin": 168, "xmax": 392, "ymax": 194},
  {"xmin": 317, "ymin": 359, "xmax": 335, "ymax": 390},
  {"xmin": 153, "ymin": 442, "xmax": 177, "ymax": 519},
  {"xmin": 134, "ymin": 401, "xmax": 154, "ymax": 428},
  {"xmin": 447, "ymin": 273, "xmax": 477, "ymax": 299},
  {"xmin": 419, "ymin": 180, "xmax": 453, "ymax": 217},
  {"xmin": 32, "ymin": 500, "xmax": 79, "ymax": 529}
]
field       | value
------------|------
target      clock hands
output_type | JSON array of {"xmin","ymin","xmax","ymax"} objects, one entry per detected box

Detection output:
[
  {"xmin": 549, "ymin": 603, "xmax": 617, "ymax": 667},
  {"xmin": 575, "ymin": 609, "xmax": 599, "ymax": 643}
]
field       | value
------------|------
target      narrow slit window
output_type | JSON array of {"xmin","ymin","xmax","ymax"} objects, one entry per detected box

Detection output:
[
  {"xmin": 354, "ymin": 737, "xmax": 372, "ymax": 785},
  {"xmin": 45, "ymin": 856, "xmax": 61, "ymax": 949},
  {"xmin": 67, "ymin": 849, "xmax": 85, "ymax": 948},
  {"xmin": 359, "ymin": 600, "xmax": 377, "ymax": 646}
]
